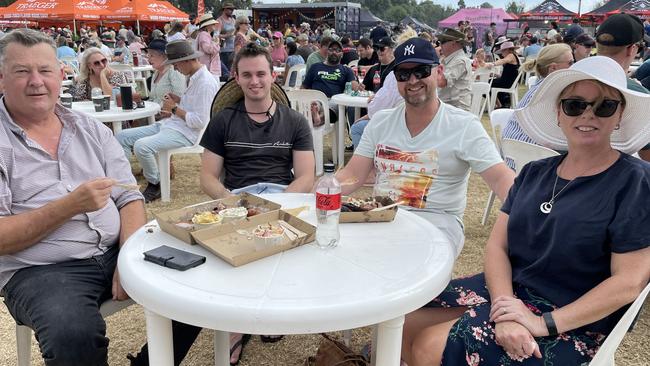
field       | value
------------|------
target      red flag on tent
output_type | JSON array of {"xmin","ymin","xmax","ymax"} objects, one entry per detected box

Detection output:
[{"xmin": 197, "ymin": 0, "xmax": 205, "ymax": 17}]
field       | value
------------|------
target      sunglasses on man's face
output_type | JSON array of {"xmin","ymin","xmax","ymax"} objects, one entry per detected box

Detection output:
[
  {"xmin": 394, "ymin": 65, "xmax": 433, "ymax": 82},
  {"xmin": 328, "ymin": 48, "xmax": 342, "ymax": 53},
  {"xmin": 560, "ymin": 98, "xmax": 622, "ymax": 118},
  {"xmin": 92, "ymin": 58, "xmax": 108, "ymax": 67}
]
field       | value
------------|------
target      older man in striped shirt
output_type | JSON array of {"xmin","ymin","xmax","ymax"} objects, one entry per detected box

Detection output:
[{"xmin": 0, "ymin": 29, "xmax": 145, "ymax": 366}]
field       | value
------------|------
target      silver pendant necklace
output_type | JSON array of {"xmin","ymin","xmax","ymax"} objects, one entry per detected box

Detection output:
[{"xmin": 539, "ymin": 173, "xmax": 570, "ymax": 214}]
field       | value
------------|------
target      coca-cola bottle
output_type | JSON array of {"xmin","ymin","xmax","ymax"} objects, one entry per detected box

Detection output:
[
  {"xmin": 372, "ymin": 70, "xmax": 381, "ymax": 90},
  {"xmin": 315, "ymin": 163, "xmax": 341, "ymax": 249}
]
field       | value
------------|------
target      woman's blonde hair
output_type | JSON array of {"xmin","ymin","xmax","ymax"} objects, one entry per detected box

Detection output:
[
  {"xmin": 520, "ymin": 43, "xmax": 571, "ymax": 78},
  {"xmin": 396, "ymin": 26, "xmax": 418, "ymax": 46},
  {"xmin": 78, "ymin": 47, "xmax": 104, "ymax": 81}
]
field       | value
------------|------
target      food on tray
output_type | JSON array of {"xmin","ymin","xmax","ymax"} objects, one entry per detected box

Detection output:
[
  {"xmin": 341, "ymin": 196, "xmax": 395, "ymax": 212},
  {"xmin": 191, "ymin": 211, "xmax": 223, "ymax": 225},
  {"xmin": 219, "ymin": 207, "xmax": 249, "ymax": 223},
  {"xmin": 253, "ymin": 223, "xmax": 285, "ymax": 250}
]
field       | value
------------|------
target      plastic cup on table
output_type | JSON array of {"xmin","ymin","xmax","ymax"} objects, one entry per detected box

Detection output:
[
  {"xmin": 59, "ymin": 93, "xmax": 72, "ymax": 108},
  {"xmin": 92, "ymin": 96, "xmax": 104, "ymax": 112},
  {"xmin": 102, "ymin": 95, "xmax": 111, "ymax": 110}
]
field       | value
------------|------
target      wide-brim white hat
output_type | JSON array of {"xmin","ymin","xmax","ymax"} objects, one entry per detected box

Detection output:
[{"xmin": 514, "ymin": 56, "xmax": 650, "ymax": 154}]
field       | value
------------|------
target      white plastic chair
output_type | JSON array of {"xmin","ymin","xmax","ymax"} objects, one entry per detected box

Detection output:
[
  {"xmin": 473, "ymin": 67, "xmax": 492, "ymax": 83},
  {"xmin": 489, "ymin": 71, "xmax": 523, "ymax": 111},
  {"xmin": 589, "ymin": 282, "xmax": 650, "ymax": 366},
  {"xmin": 526, "ymin": 75, "xmax": 539, "ymax": 90},
  {"xmin": 470, "ymin": 81, "xmax": 490, "ymax": 118},
  {"xmin": 157, "ymin": 124, "xmax": 208, "ymax": 202},
  {"xmin": 283, "ymin": 64, "xmax": 306, "ymax": 90},
  {"xmin": 286, "ymin": 89, "xmax": 337, "ymax": 176},
  {"xmin": 110, "ymin": 63, "xmax": 149, "ymax": 98},
  {"xmin": 15, "ymin": 299, "xmax": 135, "ymax": 366},
  {"xmin": 481, "ymin": 109, "xmax": 514, "ymax": 225}
]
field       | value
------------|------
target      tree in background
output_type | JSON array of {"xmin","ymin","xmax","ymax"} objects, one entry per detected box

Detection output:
[
  {"xmin": 505, "ymin": 0, "xmax": 525, "ymax": 14},
  {"xmin": 458, "ymin": 0, "xmax": 466, "ymax": 9},
  {"xmin": 480, "ymin": 2, "xmax": 494, "ymax": 8}
]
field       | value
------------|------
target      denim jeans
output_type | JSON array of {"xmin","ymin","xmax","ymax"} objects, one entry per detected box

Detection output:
[
  {"xmin": 116, "ymin": 124, "xmax": 192, "ymax": 185},
  {"xmin": 350, "ymin": 118, "xmax": 369, "ymax": 149},
  {"xmin": 1, "ymin": 245, "xmax": 119, "ymax": 366},
  {"xmin": 232, "ymin": 182, "xmax": 288, "ymax": 195}
]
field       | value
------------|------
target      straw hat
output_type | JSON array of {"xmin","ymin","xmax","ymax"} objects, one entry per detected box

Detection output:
[
  {"xmin": 210, "ymin": 79, "xmax": 290, "ymax": 119},
  {"xmin": 514, "ymin": 56, "xmax": 650, "ymax": 154},
  {"xmin": 162, "ymin": 40, "xmax": 203, "ymax": 65},
  {"xmin": 197, "ymin": 13, "xmax": 219, "ymax": 29},
  {"xmin": 495, "ymin": 41, "xmax": 519, "ymax": 54}
]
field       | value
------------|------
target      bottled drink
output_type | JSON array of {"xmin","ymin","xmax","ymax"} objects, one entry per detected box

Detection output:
[
  {"xmin": 372, "ymin": 71, "xmax": 381, "ymax": 90},
  {"xmin": 132, "ymin": 52, "xmax": 139, "ymax": 66},
  {"xmin": 91, "ymin": 87, "xmax": 103, "ymax": 99},
  {"xmin": 315, "ymin": 163, "xmax": 341, "ymax": 249}
]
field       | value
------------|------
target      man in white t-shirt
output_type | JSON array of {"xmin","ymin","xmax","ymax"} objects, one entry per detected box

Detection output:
[{"xmin": 336, "ymin": 38, "xmax": 515, "ymax": 256}]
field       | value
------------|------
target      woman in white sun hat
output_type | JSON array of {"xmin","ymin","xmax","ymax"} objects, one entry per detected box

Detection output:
[{"xmin": 401, "ymin": 56, "xmax": 650, "ymax": 366}]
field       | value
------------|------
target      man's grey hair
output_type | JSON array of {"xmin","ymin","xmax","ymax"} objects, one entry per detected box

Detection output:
[{"xmin": 0, "ymin": 28, "xmax": 56, "ymax": 66}]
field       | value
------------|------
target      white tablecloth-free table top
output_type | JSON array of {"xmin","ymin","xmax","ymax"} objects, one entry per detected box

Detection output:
[
  {"xmin": 71, "ymin": 101, "xmax": 160, "ymax": 134},
  {"xmin": 118, "ymin": 193, "xmax": 454, "ymax": 366},
  {"xmin": 330, "ymin": 93, "xmax": 371, "ymax": 165}
]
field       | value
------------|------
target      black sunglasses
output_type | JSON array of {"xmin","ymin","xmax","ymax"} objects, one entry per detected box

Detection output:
[
  {"xmin": 394, "ymin": 65, "xmax": 433, "ymax": 82},
  {"xmin": 328, "ymin": 48, "xmax": 342, "ymax": 53},
  {"xmin": 560, "ymin": 98, "xmax": 622, "ymax": 118},
  {"xmin": 92, "ymin": 58, "xmax": 108, "ymax": 67}
]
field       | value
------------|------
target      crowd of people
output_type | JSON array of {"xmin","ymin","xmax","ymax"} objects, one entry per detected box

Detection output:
[{"xmin": 0, "ymin": 6, "xmax": 648, "ymax": 366}]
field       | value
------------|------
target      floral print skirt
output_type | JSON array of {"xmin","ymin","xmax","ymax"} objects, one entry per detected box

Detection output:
[{"xmin": 425, "ymin": 273, "xmax": 605, "ymax": 366}]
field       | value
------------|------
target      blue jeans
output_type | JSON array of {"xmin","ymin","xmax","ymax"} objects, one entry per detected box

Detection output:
[
  {"xmin": 232, "ymin": 182, "xmax": 288, "ymax": 195},
  {"xmin": 350, "ymin": 118, "xmax": 369, "ymax": 149},
  {"xmin": 116, "ymin": 124, "xmax": 192, "ymax": 185},
  {"xmin": 1, "ymin": 245, "xmax": 119, "ymax": 366}
]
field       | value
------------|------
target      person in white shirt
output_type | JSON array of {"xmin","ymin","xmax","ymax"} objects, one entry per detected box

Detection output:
[
  {"xmin": 336, "ymin": 37, "xmax": 514, "ymax": 257},
  {"xmin": 116, "ymin": 40, "xmax": 220, "ymax": 202}
]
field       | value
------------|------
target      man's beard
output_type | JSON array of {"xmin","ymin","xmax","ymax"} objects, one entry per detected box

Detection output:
[{"xmin": 327, "ymin": 55, "xmax": 341, "ymax": 64}]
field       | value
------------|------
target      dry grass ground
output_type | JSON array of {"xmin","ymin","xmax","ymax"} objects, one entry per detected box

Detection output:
[{"xmin": 0, "ymin": 98, "xmax": 648, "ymax": 365}]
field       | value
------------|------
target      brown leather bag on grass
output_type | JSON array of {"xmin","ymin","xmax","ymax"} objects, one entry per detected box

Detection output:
[{"xmin": 305, "ymin": 333, "xmax": 369, "ymax": 366}]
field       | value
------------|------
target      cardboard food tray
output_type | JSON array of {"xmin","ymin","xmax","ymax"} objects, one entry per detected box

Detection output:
[
  {"xmin": 191, "ymin": 210, "xmax": 316, "ymax": 267},
  {"xmin": 340, "ymin": 197, "xmax": 398, "ymax": 223},
  {"xmin": 154, "ymin": 193, "xmax": 282, "ymax": 244}
]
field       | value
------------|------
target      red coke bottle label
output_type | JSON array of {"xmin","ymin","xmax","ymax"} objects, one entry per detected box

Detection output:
[{"xmin": 316, "ymin": 193, "xmax": 341, "ymax": 210}]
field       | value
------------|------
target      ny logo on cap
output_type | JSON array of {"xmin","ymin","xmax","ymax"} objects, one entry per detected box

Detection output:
[{"xmin": 404, "ymin": 44, "xmax": 415, "ymax": 56}]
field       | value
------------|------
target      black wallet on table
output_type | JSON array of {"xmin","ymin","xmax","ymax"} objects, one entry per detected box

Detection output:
[{"xmin": 143, "ymin": 245, "xmax": 206, "ymax": 271}]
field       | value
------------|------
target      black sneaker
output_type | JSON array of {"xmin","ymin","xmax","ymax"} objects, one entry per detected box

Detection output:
[{"xmin": 142, "ymin": 182, "xmax": 161, "ymax": 203}]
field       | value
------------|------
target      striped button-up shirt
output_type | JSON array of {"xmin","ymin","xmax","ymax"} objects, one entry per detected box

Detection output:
[{"xmin": 0, "ymin": 100, "xmax": 143, "ymax": 290}]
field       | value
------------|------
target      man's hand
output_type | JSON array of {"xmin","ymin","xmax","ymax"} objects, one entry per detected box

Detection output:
[
  {"xmin": 494, "ymin": 321, "xmax": 542, "ymax": 361},
  {"xmin": 164, "ymin": 93, "xmax": 181, "ymax": 103},
  {"xmin": 490, "ymin": 295, "xmax": 548, "ymax": 337},
  {"xmin": 112, "ymin": 267, "xmax": 130, "ymax": 301},
  {"xmin": 66, "ymin": 178, "xmax": 114, "ymax": 214},
  {"xmin": 162, "ymin": 96, "xmax": 176, "ymax": 113}
]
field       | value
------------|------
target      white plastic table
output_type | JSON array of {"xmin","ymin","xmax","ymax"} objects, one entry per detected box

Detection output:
[
  {"xmin": 118, "ymin": 193, "xmax": 454, "ymax": 366},
  {"xmin": 71, "ymin": 100, "xmax": 160, "ymax": 134},
  {"xmin": 330, "ymin": 93, "xmax": 370, "ymax": 164}
]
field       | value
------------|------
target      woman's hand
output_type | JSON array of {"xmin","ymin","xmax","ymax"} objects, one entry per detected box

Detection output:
[
  {"xmin": 100, "ymin": 66, "xmax": 113, "ymax": 79},
  {"xmin": 495, "ymin": 321, "xmax": 542, "ymax": 361},
  {"xmin": 490, "ymin": 295, "xmax": 548, "ymax": 337}
]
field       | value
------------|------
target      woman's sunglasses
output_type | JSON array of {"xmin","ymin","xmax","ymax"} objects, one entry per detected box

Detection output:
[
  {"xmin": 394, "ymin": 65, "xmax": 433, "ymax": 82},
  {"xmin": 92, "ymin": 58, "xmax": 108, "ymax": 67},
  {"xmin": 560, "ymin": 98, "xmax": 622, "ymax": 118}
]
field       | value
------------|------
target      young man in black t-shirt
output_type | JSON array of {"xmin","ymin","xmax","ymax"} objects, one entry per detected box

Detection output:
[{"xmin": 200, "ymin": 44, "xmax": 315, "ymax": 198}]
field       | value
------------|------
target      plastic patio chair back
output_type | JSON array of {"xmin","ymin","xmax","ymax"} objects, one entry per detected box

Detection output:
[
  {"xmin": 500, "ymin": 138, "xmax": 560, "ymax": 175},
  {"xmin": 589, "ymin": 282, "xmax": 650, "ymax": 366},
  {"xmin": 15, "ymin": 299, "xmax": 134, "ymax": 366},
  {"xmin": 470, "ymin": 81, "xmax": 490, "ymax": 118},
  {"xmin": 489, "ymin": 71, "xmax": 523, "ymax": 111},
  {"xmin": 488, "ymin": 108, "xmax": 514, "ymax": 153},
  {"xmin": 286, "ymin": 89, "xmax": 336, "ymax": 176},
  {"xmin": 283, "ymin": 64, "xmax": 306, "ymax": 90},
  {"xmin": 108, "ymin": 63, "xmax": 136, "ymax": 84},
  {"xmin": 526, "ymin": 75, "xmax": 539, "ymax": 90}
]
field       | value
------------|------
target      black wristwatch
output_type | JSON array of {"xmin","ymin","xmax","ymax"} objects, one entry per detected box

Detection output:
[{"xmin": 171, "ymin": 106, "xmax": 177, "ymax": 115}]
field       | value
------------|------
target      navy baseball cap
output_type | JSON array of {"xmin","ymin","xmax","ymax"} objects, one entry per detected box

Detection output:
[{"xmin": 394, "ymin": 37, "xmax": 439, "ymax": 66}]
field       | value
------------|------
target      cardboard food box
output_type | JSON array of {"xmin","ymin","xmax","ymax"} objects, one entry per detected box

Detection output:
[
  {"xmin": 154, "ymin": 193, "xmax": 282, "ymax": 244},
  {"xmin": 339, "ymin": 196, "xmax": 398, "ymax": 223},
  {"xmin": 191, "ymin": 210, "xmax": 316, "ymax": 267}
]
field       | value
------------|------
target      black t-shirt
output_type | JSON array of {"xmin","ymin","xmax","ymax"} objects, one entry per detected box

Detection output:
[
  {"xmin": 501, "ymin": 153, "xmax": 650, "ymax": 334},
  {"xmin": 302, "ymin": 62, "xmax": 356, "ymax": 98},
  {"xmin": 362, "ymin": 60, "xmax": 395, "ymax": 92},
  {"xmin": 200, "ymin": 101, "xmax": 314, "ymax": 190},
  {"xmin": 358, "ymin": 51, "xmax": 379, "ymax": 66},
  {"xmin": 341, "ymin": 48, "xmax": 359, "ymax": 66}
]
